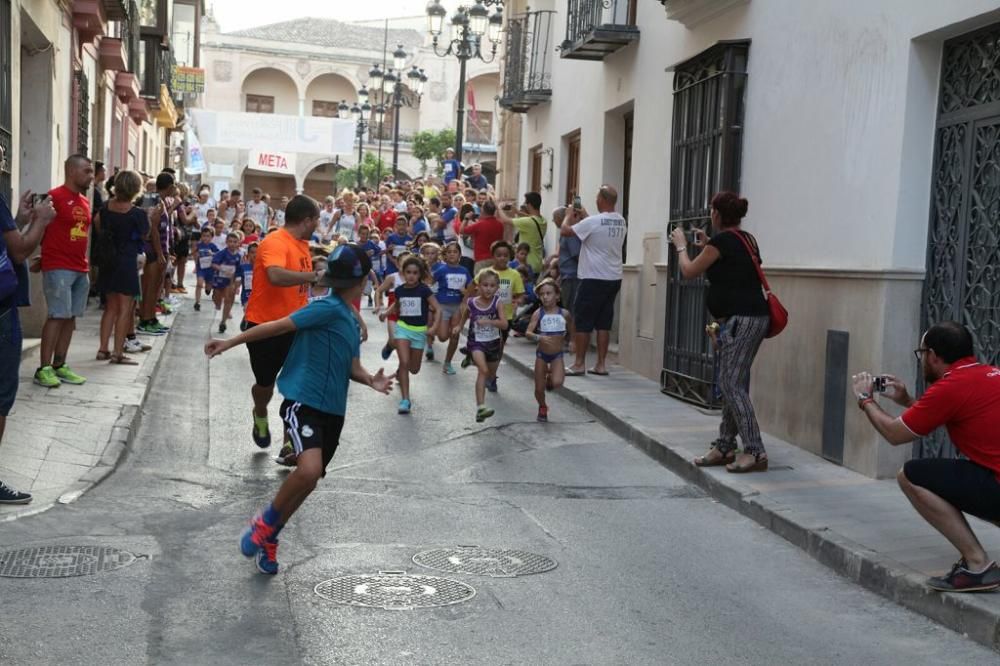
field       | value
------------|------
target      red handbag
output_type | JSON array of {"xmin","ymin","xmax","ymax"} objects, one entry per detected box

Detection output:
[{"xmin": 729, "ymin": 230, "xmax": 788, "ymax": 338}]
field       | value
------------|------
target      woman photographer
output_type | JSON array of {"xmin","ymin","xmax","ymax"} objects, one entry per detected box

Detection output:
[{"xmin": 669, "ymin": 191, "xmax": 770, "ymax": 473}]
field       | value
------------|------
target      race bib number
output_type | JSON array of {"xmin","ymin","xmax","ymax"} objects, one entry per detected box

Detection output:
[
  {"xmin": 399, "ymin": 297, "xmax": 422, "ymax": 317},
  {"xmin": 199, "ymin": 256, "xmax": 212, "ymax": 269},
  {"xmin": 474, "ymin": 322, "xmax": 500, "ymax": 342},
  {"xmin": 243, "ymin": 274, "xmax": 253, "ymax": 290},
  {"xmin": 540, "ymin": 314, "xmax": 566, "ymax": 334},
  {"xmin": 430, "ymin": 282, "xmax": 439, "ymax": 294},
  {"xmin": 446, "ymin": 273, "xmax": 467, "ymax": 291},
  {"xmin": 498, "ymin": 279, "xmax": 512, "ymax": 304},
  {"xmin": 393, "ymin": 245, "xmax": 406, "ymax": 257},
  {"xmin": 219, "ymin": 264, "xmax": 236, "ymax": 278}
]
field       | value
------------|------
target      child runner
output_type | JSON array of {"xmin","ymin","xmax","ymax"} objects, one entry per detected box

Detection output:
[
  {"xmin": 194, "ymin": 227, "xmax": 218, "ymax": 312},
  {"xmin": 308, "ymin": 256, "xmax": 330, "ymax": 302},
  {"xmin": 239, "ymin": 242, "xmax": 257, "ymax": 316},
  {"xmin": 420, "ymin": 242, "xmax": 443, "ymax": 361},
  {"xmin": 374, "ymin": 250, "xmax": 410, "ymax": 360},
  {"xmin": 434, "ymin": 241, "xmax": 471, "ymax": 375},
  {"xmin": 466, "ymin": 240, "xmax": 524, "ymax": 393},
  {"xmin": 211, "ymin": 232, "xmax": 243, "ymax": 333},
  {"xmin": 385, "ymin": 218, "xmax": 411, "ymax": 274},
  {"xmin": 451, "ymin": 269, "xmax": 506, "ymax": 421},
  {"xmin": 378, "ymin": 256, "xmax": 440, "ymax": 414},
  {"xmin": 204, "ymin": 244, "xmax": 393, "ymax": 575},
  {"xmin": 357, "ymin": 224, "xmax": 382, "ymax": 307},
  {"xmin": 525, "ymin": 278, "xmax": 574, "ymax": 422},
  {"xmin": 509, "ymin": 241, "xmax": 536, "ymax": 283},
  {"xmin": 211, "ymin": 218, "xmax": 227, "ymax": 249}
]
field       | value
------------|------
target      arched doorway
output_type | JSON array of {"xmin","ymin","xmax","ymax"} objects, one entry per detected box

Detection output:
[
  {"xmin": 241, "ymin": 67, "xmax": 299, "ymax": 115},
  {"xmin": 305, "ymin": 73, "xmax": 358, "ymax": 118},
  {"xmin": 241, "ymin": 168, "xmax": 297, "ymax": 200},
  {"xmin": 303, "ymin": 162, "xmax": 345, "ymax": 201}
]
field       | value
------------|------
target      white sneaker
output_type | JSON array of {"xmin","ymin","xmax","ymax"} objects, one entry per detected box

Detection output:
[
  {"xmin": 165, "ymin": 296, "xmax": 182, "ymax": 307},
  {"xmin": 124, "ymin": 338, "xmax": 151, "ymax": 353}
]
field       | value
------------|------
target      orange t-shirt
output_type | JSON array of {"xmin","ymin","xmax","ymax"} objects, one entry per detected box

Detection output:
[{"xmin": 244, "ymin": 228, "xmax": 312, "ymax": 324}]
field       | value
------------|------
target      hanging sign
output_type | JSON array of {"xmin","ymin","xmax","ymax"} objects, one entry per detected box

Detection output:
[{"xmin": 248, "ymin": 149, "xmax": 297, "ymax": 175}]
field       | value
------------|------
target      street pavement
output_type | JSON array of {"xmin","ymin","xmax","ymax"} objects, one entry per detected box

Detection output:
[{"xmin": 0, "ymin": 292, "xmax": 995, "ymax": 665}]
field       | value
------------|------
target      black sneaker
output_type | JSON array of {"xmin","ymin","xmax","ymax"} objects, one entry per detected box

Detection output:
[
  {"xmin": 193, "ymin": 302, "xmax": 201, "ymax": 311},
  {"xmin": 219, "ymin": 322, "xmax": 227, "ymax": 333},
  {"xmin": 0, "ymin": 480, "xmax": 32, "ymax": 505},
  {"xmin": 927, "ymin": 559, "xmax": 1000, "ymax": 592}
]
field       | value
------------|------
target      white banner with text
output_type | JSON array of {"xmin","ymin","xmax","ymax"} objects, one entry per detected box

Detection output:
[{"xmin": 190, "ymin": 110, "xmax": 355, "ymax": 155}]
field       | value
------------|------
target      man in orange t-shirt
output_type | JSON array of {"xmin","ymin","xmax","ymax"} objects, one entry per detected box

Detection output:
[{"xmin": 244, "ymin": 195, "xmax": 321, "ymax": 449}]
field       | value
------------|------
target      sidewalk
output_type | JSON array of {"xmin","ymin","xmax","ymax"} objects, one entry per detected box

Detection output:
[
  {"xmin": 0, "ymin": 300, "xmax": 175, "ymax": 522},
  {"xmin": 498, "ymin": 335, "xmax": 1000, "ymax": 652}
]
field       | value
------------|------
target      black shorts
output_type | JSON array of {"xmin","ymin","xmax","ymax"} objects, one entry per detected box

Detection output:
[
  {"xmin": 903, "ymin": 458, "xmax": 1000, "ymax": 523},
  {"xmin": 245, "ymin": 321, "xmax": 296, "ymax": 387},
  {"xmin": 470, "ymin": 340, "xmax": 503, "ymax": 363},
  {"xmin": 574, "ymin": 278, "xmax": 621, "ymax": 333},
  {"xmin": 280, "ymin": 400, "xmax": 344, "ymax": 474}
]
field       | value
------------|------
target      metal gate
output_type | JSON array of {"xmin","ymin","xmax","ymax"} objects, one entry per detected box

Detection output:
[
  {"xmin": 660, "ymin": 41, "xmax": 749, "ymax": 407},
  {"xmin": 0, "ymin": 0, "xmax": 12, "ymax": 201},
  {"xmin": 918, "ymin": 23, "xmax": 1000, "ymax": 458}
]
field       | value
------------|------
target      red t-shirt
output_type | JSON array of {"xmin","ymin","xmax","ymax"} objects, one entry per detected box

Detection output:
[
  {"xmin": 42, "ymin": 185, "xmax": 91, "ymax": 272},
  {"xmin": 901, "ymin": 357, "xmax": 1000, "ymax": 478},
  {"xmin": 376, "ymin": 209, "xmax": 397, "ymax": 234},
  {"xmin": 464, "ymin": 216, "xmax": 504, "ymax": 262}
]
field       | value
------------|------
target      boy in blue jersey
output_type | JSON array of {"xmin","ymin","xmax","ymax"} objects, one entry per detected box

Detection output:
[
  {"xmin": 205, "ymin": 244, "xmax": 393, "ymax": 575},
  {"xmin": 238, "ymin": 243, "xmax": 257, "ymax": 328},
  {"xmin": 385, "ymin": 217, "xmax": 412, "ymax": 275},
  {"xmin": 433, "ymin": 241, "xmax": 471, "ymax": 374},
  {"xmin": 193, "ymin": 227, "xmax": 218, "ymax": 312},
  {"xmin": 211, "ymin": 232, "xmax": 243, "ymax": 333}
]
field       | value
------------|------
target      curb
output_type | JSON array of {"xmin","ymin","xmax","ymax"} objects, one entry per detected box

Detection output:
[{"xmin": 500, "ymin": 350, "xmax": 1000, "ymax": 652}]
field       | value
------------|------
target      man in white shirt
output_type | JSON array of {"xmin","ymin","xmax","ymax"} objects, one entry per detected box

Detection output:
[
  {"xmin": 246, "ymin": 188, "xmax": 269, "ymax": 228},
  {"xmin": 560, "ymin": 185, "xmax": 626, "ymax": 376}
]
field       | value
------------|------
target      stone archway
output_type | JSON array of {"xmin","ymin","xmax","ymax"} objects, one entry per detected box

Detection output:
[
  {"xmin": 241, "ymin": 67, "xmax": 299, "ymax": 115},
  {"xmin": 304, "ymin": 72, "xmax": 358, "ymax": 118}
]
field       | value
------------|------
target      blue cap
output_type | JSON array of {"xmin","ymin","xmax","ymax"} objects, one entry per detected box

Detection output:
[{"xmin": 317, "ymin": 243, "xmax": 372, "ymax": 288}]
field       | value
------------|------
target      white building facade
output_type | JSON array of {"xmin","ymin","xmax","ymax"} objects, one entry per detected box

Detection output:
[
  {"xmin": 196, "ymin": 15, "xmax": 502, "ymax": 199},
  {"xmin": 498, "ymin": 0, "xmax": 1000, "ymax": 477}
]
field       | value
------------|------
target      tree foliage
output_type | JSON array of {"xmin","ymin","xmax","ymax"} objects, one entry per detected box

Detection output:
[
  {"xmin": 411, "ymin": 128, "xmax": 457, "ymax": 177},
  {"xmin": 335, "ymin": 152, "xmax": 391, "ymax": 191}
]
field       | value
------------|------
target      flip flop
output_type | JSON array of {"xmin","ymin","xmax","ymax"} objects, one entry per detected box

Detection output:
[
  {"xmin": 588, "ymin": 368, "xmax": 609, "ymax": 376},
  {"xmin": 565, "ymin": 367, "xmax": 586, "ymax": 376}
]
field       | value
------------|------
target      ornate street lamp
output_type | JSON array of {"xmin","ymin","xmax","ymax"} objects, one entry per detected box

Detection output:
[{"xmin": 426, "ymin": 0, "xmax": 504, "ymax": 163}]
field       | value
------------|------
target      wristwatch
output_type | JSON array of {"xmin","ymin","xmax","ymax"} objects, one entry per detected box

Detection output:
[{"xmin": 856, "ymin": 391, "xmax": 873, "ymax": 409}]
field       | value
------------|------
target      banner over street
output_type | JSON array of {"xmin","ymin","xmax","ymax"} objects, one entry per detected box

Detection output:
[{"xmin": 190, "ymin": 109, "xmax": 355, "ymax": 155}]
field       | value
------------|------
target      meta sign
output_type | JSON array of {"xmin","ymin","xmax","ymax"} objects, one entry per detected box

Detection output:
[{"xmin": 248, "ymin": 150, "xmax": 296, "ymax": 175}]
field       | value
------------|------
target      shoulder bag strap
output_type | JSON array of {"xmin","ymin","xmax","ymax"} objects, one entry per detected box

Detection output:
[
  {"xmin": 728, "ymin": 229, "xmax": 771, "ymax": 294},
  {"xmin": 531, "ymin": 216, "xmax": 545, "ymax": 249}
]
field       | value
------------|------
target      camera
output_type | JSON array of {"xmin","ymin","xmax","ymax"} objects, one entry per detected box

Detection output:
[
  {"xmin": 31, "ymin": 193, "xmax": 49, "ymax": 206},
  {"xmin": 872, "ymin": 375, "xmax": 889, "ymax": 393},
  {"xmin": 572, "ymin": 195, "xmax": 582, "ymax": 210}
]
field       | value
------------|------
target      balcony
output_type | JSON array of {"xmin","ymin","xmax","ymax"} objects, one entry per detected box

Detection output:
[
  {"xmin": 115, "ymin": 71, "xmax": 140, "ymax": 102},
  {"xmin": 128, "ymin": 97, "xmax": 149, "ymax": 123},
  {"xmin": 561, "ymin": 0, "xmax": 639, "ymax": 61},
  {"xmin": 72, "ymin": 0, "xmax": 106, "ymax": 43},
  {"xmin": 499, "ymin": 10, "xmax": 554, "ymax": 113},
  {"xmin": 102, "ymin": 0, "xmax": 127, "ymax": 20},
  {"xmin": 660, "ymin": 0, "xmax": 749, "ymax": 28},
  {"xmin": 154, "ymin": 84, "xmax": 178, "ymax": 128},
  {"xmin": 99, "ymin": 37, "xmax": 127, "ymax": 71}
]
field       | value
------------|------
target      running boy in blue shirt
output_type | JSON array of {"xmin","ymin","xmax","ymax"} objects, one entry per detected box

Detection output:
[
  {"xmin": 238, "ymin": 242, "xmax": 257, "ymax": 328},
  {"xmin": 204, "ymin": 244, "xmax": 393, "ymax": 575},
  {"xmin": 211, "ymin": 232, "xmax": 243, "ymax": 333},
  {"xmin": 194, "ymin": 227, "xmax": 218, "ymax": 312}
]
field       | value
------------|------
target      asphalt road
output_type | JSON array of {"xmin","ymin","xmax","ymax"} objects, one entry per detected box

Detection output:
[{"xmin": 0, "ymin": 298, "xmax": 995, "ymax": 665}]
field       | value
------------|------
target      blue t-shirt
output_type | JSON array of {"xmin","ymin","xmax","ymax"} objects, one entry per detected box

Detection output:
[
  {"xmin": 468, "ymin": 174, "xmax": 488, "ymax": 190},
  {"xmin": 411, "ymin": 218, "xmax": 429, "ymax": 236},
  {"xmin": 196, "ymin": 241, "xmax": 219, "ymax": 274},
  {"xmin": 441, "ymin": 207, "xmax": 458, "ymax": 224},
  {"xmin": 394, "ymin": 282, "xmax": 434, "ymax": 329},
  {"xmin": 277, "ymin": 294, "xmax": 361, "ymax": 416},
  {"xmin": 433, "ymin": 263, "xmax": 471, "ymax": 305},
  {"xmin": 385, "ymin": 233, "xmax": 412, "ymax": 274},
  {"xmin": 442, "ymin": 159, "xmax": 461, "ymax": 183},
  {"xmin": 211, "ymin": 248, "xmax": 242, "ymax": 287},
  {"xmin": 0, "ymin": 195, "xmax": 29, "ymax": 310},
  {"xmin": 239, "ymin": 261, "xmax": 254, "ymax": 305}
]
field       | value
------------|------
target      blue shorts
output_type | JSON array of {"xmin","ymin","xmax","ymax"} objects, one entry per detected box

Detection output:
[
  {"xmin": 43, "ymin": 269, "xmax": 89, "ymax": 319},
  {"xmin": 394, "ymin": 323, "xmax": 427, "ymax": 350},
  {"xmin": 536, "ymin": 349, "xmax": 564, "ymax": 364},
  {"xmin": 0, "ymin": 307, "xmax": 23, "ymax": 416},
  {"xmin": 197, "ymin": 268, "xmax": 214, "ymax": 282}
]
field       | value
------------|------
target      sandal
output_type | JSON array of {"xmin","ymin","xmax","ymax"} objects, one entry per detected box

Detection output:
[
  {"xmin": 694, "ymin": 446, "xmax": 736, "ymax": 467},
  {"xmin": 726, "ymin": 452, "xmax": 769, "ymax": 474},
  {"xmin": 96, "ymin": 350, "xmax": 111, "ymax": 361},
  {"xmin": 109, "ymin": 354, "xmax": 139, "ymax": 366}
]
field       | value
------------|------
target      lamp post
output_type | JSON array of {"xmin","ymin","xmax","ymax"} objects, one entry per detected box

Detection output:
[
  {"xmin": 426, "ymin": 0, "xmax": 503, "ymax": 164},
  {"xmin": 349, "ymin": 88, "xmax": 373, "ymax": 190},
  {"xmin": 369, "ymin": 46, "xmax": 429, "ymax": 181}
]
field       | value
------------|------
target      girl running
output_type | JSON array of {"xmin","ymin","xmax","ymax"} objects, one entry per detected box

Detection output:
[
  {"xmin": 525, "ymin": 278, "xmax": 574, "ymax": 422},
  {"xmin": 211, "ymin": 232, "xmax": 243, "ymax": 333},
  {"xmin": 420, "ymin": 242, "xmax": 443, "ymax": 361},
  {"xmin": 434, "ymin": 241, "xmax": 471, "ymax": 375},
  {"xmin": 194, "ymin": 227, "xmax": 218, "ymax": 312},
  {"xmin": 451, "ymin": 269, "xmax": 506, "ymax": 422},
  {"xmin": 374, "ymin": 250, "xmax": 410, "ymax": 360},
  {"xmin": 378, "ymin": 256, "xmax": 440, "ymax": 414}
]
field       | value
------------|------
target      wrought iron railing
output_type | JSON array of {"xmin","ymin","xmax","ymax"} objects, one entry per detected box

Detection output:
[
  {"xmin": 501, "ymin": 10, "xmax": 554, "ymax": 108},
  {"xmin": 160, "ymin": 47, "xmax": 176, "ymax": 96},
  {"xmin": 564, "ymin": 0, "xmax": 634, "ymax": 46},
  {"xmin": 126, "ymin": 1, "xmax": 140, "ymax": 74},
  {"xmin": 74, "ymin": 70, "xmax": 90, "ymax": 155}
]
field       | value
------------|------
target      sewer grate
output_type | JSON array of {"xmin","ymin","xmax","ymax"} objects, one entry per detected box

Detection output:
[
  {"xmin": 314, "ymin": 571, "xmax": 476, "ymax": 610},
  {"xmin": 412, "ymin": 546, "xmax": 558, "ymax": 578},
  {"xmin": 0, "ymin": 545, "xmax": 140, "ymax": 578}
]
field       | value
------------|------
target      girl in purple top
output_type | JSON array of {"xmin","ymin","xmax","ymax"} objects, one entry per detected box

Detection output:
[{"xmin": 451, "ymin": 268, "xmax": 507, "ymax": 422}]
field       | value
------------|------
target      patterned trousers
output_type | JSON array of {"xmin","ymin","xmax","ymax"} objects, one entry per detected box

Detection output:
[{"xmin": 714, "ymin": 315, "xmax": 770, "ymax": 456}]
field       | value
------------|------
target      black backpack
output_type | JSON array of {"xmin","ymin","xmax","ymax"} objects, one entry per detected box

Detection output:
[{"xmin": 93, "ymin": 205, "xmax": 119, "ymax": 270}]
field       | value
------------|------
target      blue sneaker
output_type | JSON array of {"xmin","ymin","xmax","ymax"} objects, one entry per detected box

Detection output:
[
  {"xmin": 486, "ymin": 377, "xmax": 498, "ymax": 393},
  {"xmin": 398, "ymin": 398, "xmax": 411, "ymax": 414},
  {"xmin": 255, "ymin": 539, "xmax": 279, "ymax": 575},
  {"xmin": 240, "ymin": 513, "xmax": 276, "ymax": 558},
  {"xmin": 443, "ymin": 362, "xmax": 456, "ymax": 375},
  {"xmin": 252, "ymin": 412, "xmax": 271, "ymax": 449}
]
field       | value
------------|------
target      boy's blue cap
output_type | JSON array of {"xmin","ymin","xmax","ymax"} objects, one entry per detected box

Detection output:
[{"xmin": 317, "ymin": 243, "xmax": 372, "ymax": 288}]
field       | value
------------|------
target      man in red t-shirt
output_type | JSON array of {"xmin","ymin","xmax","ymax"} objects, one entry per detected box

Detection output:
[
  {"xmin": 34, "ymin": 155, "xmax": 95, "ymax": 388},
  {"xmin": 461, "ymin": 199, "xmax": 504, "ymax": 273},
  {"xmin": 852, "ymin": 321, "xmax": 1000, "ymax": 593}
]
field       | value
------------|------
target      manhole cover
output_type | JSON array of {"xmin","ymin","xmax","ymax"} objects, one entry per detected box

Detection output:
[
  {"xmin": 412, "ymin": 546, "xmax": 558, "ymax": 577},
  {"xmin": 314, "ymin": 571, "xmax": 476, "ymax": 610},
  {"xmin": 0, "ymin": 545, "xmax": 140, "ymax": 578}
]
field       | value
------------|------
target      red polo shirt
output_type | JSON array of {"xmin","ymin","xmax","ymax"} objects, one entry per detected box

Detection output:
[
  {"xmin": 901, "ymin": 357, "xmax": 1000, "ymax": 478},
  {"xmin": 41, "ymin": 185, "xmax": 91, "ymax": 272},
  {"xmin": 463, "ymin": 215, "xmax": 504, "ymax": 262}
]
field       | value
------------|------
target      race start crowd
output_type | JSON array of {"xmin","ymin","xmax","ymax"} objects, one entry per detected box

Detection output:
[{"xmin": 8, "ymin": 148, "xmax": 1000, "ymax": 596}]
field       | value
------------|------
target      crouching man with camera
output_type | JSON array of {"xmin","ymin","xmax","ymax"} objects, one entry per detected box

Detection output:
[{"xmin": 852, "ymin": 321, "xmax": 1000, "ymax": 593}]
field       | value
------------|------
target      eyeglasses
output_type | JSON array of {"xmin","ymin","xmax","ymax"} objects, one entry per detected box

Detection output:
[{"xmin": 913, "ymin": 347, "xmax": 929, "ymax": 362}]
